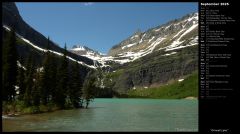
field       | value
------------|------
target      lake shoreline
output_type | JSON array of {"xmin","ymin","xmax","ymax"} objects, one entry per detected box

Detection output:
[
  {"xmin": 2, "ymin": 98, "xmax": 198, "ymax": 118},
  {"xmin": 3, "ymin": 98, "xmax": 198, "ymax": 132}
]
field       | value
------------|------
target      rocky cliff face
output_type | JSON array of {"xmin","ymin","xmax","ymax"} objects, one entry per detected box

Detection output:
[{"xmin": 110, "ymin": 45, "xmax": 198, "ymax": 94}]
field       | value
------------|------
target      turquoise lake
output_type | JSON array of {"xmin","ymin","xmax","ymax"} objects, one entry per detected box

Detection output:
[{"xmin": 2, "ymin": 98, "xmax": 198, "ymax": 132}]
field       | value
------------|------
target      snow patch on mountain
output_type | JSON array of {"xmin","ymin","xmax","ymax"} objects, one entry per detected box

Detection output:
[
  {"xmin": 164, "ymin": 25, "xmax": 171, "ymax": 30},
  {"xmin": 163, "ymin": 52, "xmax": 177, "ymax": 56},
  {"xmin": 149, "ymin": 37, "xmax": 166, "ymax": 52},
  {"xmin": 165, "ymin": 23, "xmax": 198, "ymax": 51},
  {"xmin": 179, "ymin": 23, "xmax": 198, "ymax": 39},
  {"xmin": 130, "ymin": 35, "xmax": 139, "ymax": 39},
  {"xmin": 148, "ymin": 36, "xmax": 155, "ymax": 43},
  {"xmin": 154, "ymin": 28, "xmax": 162, "ymax": 32},
  {"xmin": 112, "ymin": 36, "xmax": 166, "ymax": 64},
  {"xmin": 71, "ymin": 46, "xmax": 86, "ymax": 51},
  {"xmin": 172, "ymin": 29, "xmax": 186, "ymax": 39},
  {"xmin": 122, "ymin": 42, "xmax": 137, "ymax": 49},
  {"xmin": 139, "ymin": 33, "xmax": 146, "ymax": 43},
  {"xmin": 165, "ymin": 39, "xmax": 197, "ymax": 51}
]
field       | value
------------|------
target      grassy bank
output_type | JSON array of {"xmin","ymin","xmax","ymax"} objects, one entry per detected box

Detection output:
[
  {"xmin": 127, "ymin": 71, "xmax": 198, "ymax": 99},
  {"xmin": 2, "ymin": 101, "xmax": 66, "ymax": 116}
]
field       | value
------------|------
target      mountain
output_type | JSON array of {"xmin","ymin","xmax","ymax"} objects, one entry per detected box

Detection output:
[
  {"xmin": 69, "ymin": 12, "xmax": 198, "ymax": 95},
  {"xmin": 69, "ymin": 45, "xmax": 109, "ymax": 67},
  {"xmin": 2, "ymin": 2, "xmax": 96, "ymax": 69},
  {"xmin": 69, "ymin": 45, "xmax": 107, "ymax": 67},
  {"xmin": 69, "ymin": 45, "xmax": 104, "ymax": 58},
  {"xmin": 95, "ymin": 12, "xmax": 198, "ymax": 94},
  {"xmin": 108, "ymin": 13, "xmax": 198, "ymax": 63},
  {"xmin": 71, "ymin": 13, "xmax": 198, "ymax": 68}
]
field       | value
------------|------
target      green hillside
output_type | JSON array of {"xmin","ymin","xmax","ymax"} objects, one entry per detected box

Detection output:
[{"xmin": 128, "ymin": 71, "xmax": 198, "ymax": 99}]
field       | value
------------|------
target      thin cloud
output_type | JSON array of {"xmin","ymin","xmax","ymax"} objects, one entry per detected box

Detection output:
[{"xmin": 83, "ymin": 2, "xmax": 94, "ymax": 6}]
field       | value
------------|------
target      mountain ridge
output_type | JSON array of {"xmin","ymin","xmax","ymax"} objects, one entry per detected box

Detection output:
[
  {"xmin": 2, "ymin": 2, "xmax": 97, "ymax": 69},
  {"xmin": 69, "ymin": 12, "xmax": 198, "ymax": 68}
]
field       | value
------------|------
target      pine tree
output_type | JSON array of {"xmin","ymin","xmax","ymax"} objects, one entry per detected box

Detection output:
[
  {"xmin": 82, "ymin": 71, "xmax": 96, "ymax": 108},
  {"xmin": 23, "ymin": 54, "xmax": 34, "ymax": 106},
  {"xmin": 2, "ymin": 33, "xmax": 7, "ymax": 101},
  {"xmin": 48, "ymin": 53, "xmax": 57, "ymax": 103},
  {"xmin": 40, "ymin": 37, "xmax": 51, "ymax": 105},
  {"xmin": 32, "ymin": 70, "xmax": 41, "ymax": 106},
  {"xmin": 56, "ymin": 43, "xmax": 69, "ymax": 108},
  {"xmin": 17, "ymin": 58, "xmax": 26, "ymax": 100},
  {"xmin": 69, "ymin": 61, "xmax": 83, "ymax": 108},
  {"xmin": 2, "ymin": 27, "xmax": 18, "ymax": 101}
]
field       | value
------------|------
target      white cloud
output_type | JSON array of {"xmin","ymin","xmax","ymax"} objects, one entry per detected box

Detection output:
[{"xmin": 83, "ymin": 2, "xmax": 94, "ymax": 6}]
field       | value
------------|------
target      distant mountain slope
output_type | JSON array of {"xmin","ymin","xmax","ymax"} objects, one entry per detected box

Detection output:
[
  {"xmin": 2, "ymin": 2, "xmax": 96, "ymax": 68},
  {"xmin": 108, "ymin": 12, "xmax": 198, "ymax": 63},
  {"xmin": 96, "ymin": 12, "xmax": 199, "ymax": 94},
  {"xmin": 71, "ymin": 13, "xmax": 198, "ymax": 67}
]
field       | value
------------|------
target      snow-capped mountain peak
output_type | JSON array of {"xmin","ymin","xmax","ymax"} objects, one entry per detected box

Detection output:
[
  {"xmin": 69, "ymin": 45, "xmax": 102, "ymax": 56},
  {"xmin": 71, "ymin": 45, "xmax": 86, "ymax": 51},
  {"xmin": 106, "ymin": 12, "xmax": 198, "ymax": 64},
  {"xmin": 69, "ymin": 12, "xmax": 198, "ymax": 67}
]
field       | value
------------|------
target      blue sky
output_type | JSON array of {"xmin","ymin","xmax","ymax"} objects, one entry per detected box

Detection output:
[{"xmin": 16, "ymin": 2, "xmax": 198, "ymax": 54}]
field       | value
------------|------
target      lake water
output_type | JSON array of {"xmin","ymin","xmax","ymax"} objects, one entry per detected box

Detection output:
[{"xmin": 2, "ymin": 98, "xmax": 198, "ymax": 132}]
